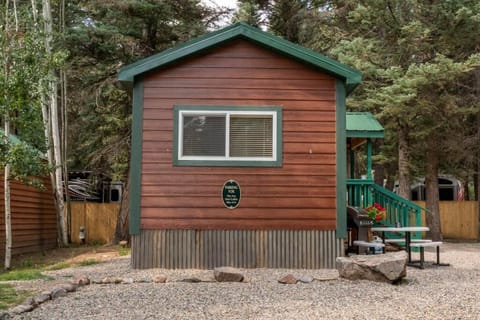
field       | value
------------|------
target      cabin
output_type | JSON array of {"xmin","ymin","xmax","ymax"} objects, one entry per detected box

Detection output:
[
  {"xmin": 0, "ymin": 133, "xmax": 57, "ymax": 259},
  {"xmin": 119, "ymin": 23, "xmax": 422, "ymax": 269}
]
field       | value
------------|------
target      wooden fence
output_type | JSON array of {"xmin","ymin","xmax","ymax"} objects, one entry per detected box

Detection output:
[
  {"xmin": 0, "ymin": 178, "xmax": 57, "ymax": 258},
  {"xmin": 68, "ymin": 201, "xmax": 478, "ymax": 245},
  {"xmin": 69, "ymin": 202, "xmax": 120, "ymax": 244},
  {"xmin": 415, "ymin": 201, "xmax": 479, "ymax": 240}
]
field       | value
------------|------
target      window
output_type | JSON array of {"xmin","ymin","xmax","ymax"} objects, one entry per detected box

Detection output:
[{"xmin": 173, "ymin": 106, "xmax": 282, "ymax": 167}]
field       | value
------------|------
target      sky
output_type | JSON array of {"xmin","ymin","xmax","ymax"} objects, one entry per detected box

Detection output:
[{"xmin": 202, "ymin": 0, "xmax": 238, "ymax": 10}]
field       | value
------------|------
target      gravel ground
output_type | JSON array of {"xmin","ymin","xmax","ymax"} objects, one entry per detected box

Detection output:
[{"xmin": 9, "ymin": 242, "xmax": 480, "ymax": 320}]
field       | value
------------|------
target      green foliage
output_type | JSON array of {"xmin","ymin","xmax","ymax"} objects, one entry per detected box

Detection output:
[
  {"xmin": 64, "ymin": 0, "xmax": 221, "ymax": 180},
  {"xmin": 0, "ymin": 284, "xmax": 30, "ymax": 310},
  {"xmin": 301, "ymin": 1, "xmax": 480, "ymax": 184},
  {"xmin": 0, "ymin": 269, "xmax": 52, "ymax": 281},
  {"xmin": 118, "ymin": 246, "xmax": 130, "ymax": 256},
  {"xmin": 233, "ymin": 1, "xmax": 264, "ymax": 27},
  {"xmin": 0, "ymin": 2, "xmax": 50, "ymax": 187}
]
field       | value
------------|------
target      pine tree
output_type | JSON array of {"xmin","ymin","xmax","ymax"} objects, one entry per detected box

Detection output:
[{"xmin": 300, "ymin": 0, "xmax": 480, "ymax": 239}]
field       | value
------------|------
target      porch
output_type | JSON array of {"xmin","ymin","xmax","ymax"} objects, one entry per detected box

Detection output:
[{"xmin": 345, "ymin": 112, "xmax": 424, "ymax": 231}]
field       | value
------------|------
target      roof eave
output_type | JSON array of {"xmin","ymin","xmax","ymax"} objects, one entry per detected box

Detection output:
[
  {"xmin": 118, "ymin": 23, "xmax": 362, "ymax": 89},
  {"xmin": 346, "ymin": 130, "xmax": 384, "ymax": 138}
]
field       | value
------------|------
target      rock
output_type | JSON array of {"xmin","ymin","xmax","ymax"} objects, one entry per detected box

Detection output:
[
  {"xmin": 9, "ymin": 304, "xmax": 34, "ymax": 315},
  {"xmin": 21, "ymin": 297, "xmax": 38, "ymax": 308},
  {"xmin": 152, "ymin": 275, "xmax": 167, "ymax": 283},
  {"xmin": 297, "ymin": 275, "xmax": 314, "ymax": 283},
  {"xmin": 180, "ymin": 277, "xmax": 202, "ymax": 283},
  {"xmin": 278, "ymin": 274, "xmax": 298, "ymax": 284},
  {"xmin": 101, "ymin": 277, "xmax": 110, "ymax": 284},
  {"xmin": 122, "ymin": 278, "xmax": 134, "ymax": 284},
  {"xmin": 34, "ymin": 292, "xmax": 51, "ymax": 304},
  {"xmin": 214, "ymin": 267, "xmax": 244, "ymax": 282},
  {"xmin": 59, "ymin": 282, "xmax": 78, "ymax": 292},
  {"xmin": 51, "ymin": 287, "xmax": 67, "ymax": 299},
  {"xmin": 72, "ymin": 275, "xmax": 90, "ymax": 286},
  {"xmin": 119, "ymin": 240, "xmax": 128, "ymax": 247},
  {"xmin": 101, "ymin": 277, "xmax": 122, "ymax": 284},
  {"xmin": 336, "ymin": 251, "xmax": 408, "ymax": 283},
  {"xmin": 0, "ymin": 311, "xmax": 11, "ymax": 319}
]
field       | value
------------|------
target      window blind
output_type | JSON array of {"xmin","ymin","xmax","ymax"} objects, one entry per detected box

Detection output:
[{"xmin": 229, "ymin": 116, "xmax": 273, "ymax": 157}]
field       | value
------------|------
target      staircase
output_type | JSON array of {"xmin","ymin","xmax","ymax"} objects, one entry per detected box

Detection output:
[{"xmin": 347, "ymin": 179, "xmax": 426, "ymax": 241}]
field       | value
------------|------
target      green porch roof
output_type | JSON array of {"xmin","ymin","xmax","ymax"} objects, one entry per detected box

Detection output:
[
  {"xmin": 346, "ymin": 112, "xmax": 384, "ymax": 138},
  {"xmin": 118, "ymin": 22, "xmax": 362, "ymax": 94}
]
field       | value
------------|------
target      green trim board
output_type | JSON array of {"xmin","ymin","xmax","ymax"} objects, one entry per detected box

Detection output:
[
  {"xmin": 346, "ymin": 112, "xmax": 384, "ymax": 138},
  {"xmin": 173, "ymin": 105, "xmax": 283, "ymax": 167},
  {"xmin": 366, "ymin": 139, "xmax": 373, "ymax": 179},
  {"xmin": 118, "ymin": 22, "xmax": 361, "ymax": 94},
  {"xmin": 335, "ymin": 80, "xmax": 347, "ymax": 239},
  {"xmin": 129, "ymin": 80, "xmax": 144, "ymax": 235}
]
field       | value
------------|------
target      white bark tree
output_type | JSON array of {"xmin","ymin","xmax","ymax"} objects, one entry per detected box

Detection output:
[
  {"xmin": 2, "ymin": 0, "xmax": 17, "ymax": 270},
  {"xmin": 42, "ymin": 0, "xmax": 68, "ymax": 246}
]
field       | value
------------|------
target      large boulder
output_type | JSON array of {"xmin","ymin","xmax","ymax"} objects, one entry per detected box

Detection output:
[{"xmin": 336, "ymin": 251, "xmax": 407, "ymax": 283}]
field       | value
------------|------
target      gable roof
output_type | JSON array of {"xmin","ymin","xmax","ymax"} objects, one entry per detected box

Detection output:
[
  {"xmin": 118, "ymin": 22, "xmax": 362, "ymax": 94},
  {"xmin": 346, "ymin": 112, "xmax": 384, "ymax": 138}
]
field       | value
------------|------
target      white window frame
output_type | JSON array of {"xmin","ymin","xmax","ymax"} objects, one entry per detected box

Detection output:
[{"xmin": 178, "ymin": 109, "xmax": 278, "ymax": 162}]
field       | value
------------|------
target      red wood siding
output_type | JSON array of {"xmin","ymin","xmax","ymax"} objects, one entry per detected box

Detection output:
[
  {"xmin": 141, "ymin": 40, "xmax": 337, "ymax": 230},
  {"xmin": 0, "ymin": 178, "xmax": 57, "ymax": 257}
]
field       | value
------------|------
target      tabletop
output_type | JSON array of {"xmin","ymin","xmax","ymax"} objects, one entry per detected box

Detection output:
[{"xmin": 371, "ymin": 226, "xmax": 429, "ymax": 232}]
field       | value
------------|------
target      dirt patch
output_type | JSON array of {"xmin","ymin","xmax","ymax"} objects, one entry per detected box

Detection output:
[
  {"xmin": 11, "ymin": 244, "xmax": 124, "ymax": 269},
  {"xmin": 62, "ymin": 246, "xmax": 122, "ymax": 264}
]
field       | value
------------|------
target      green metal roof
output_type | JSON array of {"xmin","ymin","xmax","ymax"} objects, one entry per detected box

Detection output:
[
  {"xmin": 118, "ymin": 22, "xmax": 362, "ymax": 94},
  {"xmin": 346, "ymin": 112, "xmax": 384, "ymax": 138},
  {"xmin": 0, "ymin": 128, "xmax": 23, "ymax": 145},
  {"xmin": 0, "ymin": 128, "xmax": 45, "ymax": 158}
]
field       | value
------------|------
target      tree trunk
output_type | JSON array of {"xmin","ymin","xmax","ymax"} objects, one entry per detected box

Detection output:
[
  {"xmin": 476, "ymin": 68, "xmax": 480, "ymax": 239},
  {"xmin": 43, "ymin": 0, "xmax": 68, "ymax": 246},
  {"xmin": 397, "ymin": 126, "xmax": 410, "ymax": 199},
  {"xmin": 4, "ymin": 125, "xmax": 12, "ymax": 270},
  {"xmin": 114, "ymin": 179, "xmax": 130, "ymax": 244},
  {"xmin": 474, "ymin": 172, "xmax": 478, "ymax": 202},
  {"xmin": 425, "ymin": 141, "xmax": 442, "ymax": 241},
  {"xmin": 3, "ymin": 0, "xmax": 14, "ymax": 270}
]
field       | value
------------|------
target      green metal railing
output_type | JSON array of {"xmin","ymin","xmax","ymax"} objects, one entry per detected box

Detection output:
[{"xmin": 347, "ymin": 179, "xmax": 424, "ymax": 228}]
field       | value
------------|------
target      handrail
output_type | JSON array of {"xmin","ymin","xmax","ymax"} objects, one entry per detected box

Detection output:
[
  {"xmin": 369, "ymin": 184, "xmax": 423, "ymax": 228},
  {"xmin": 347, "ymin": 179, "xmax": 426, "ymax": 229}
]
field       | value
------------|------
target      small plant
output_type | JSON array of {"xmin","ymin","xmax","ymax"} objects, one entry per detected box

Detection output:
[
  {"xmin": 77, "ymin": 259, "xmax": 99, "ymax": 267},
  {"xmin": 0, "ymin": 284, "xmax": 31, "ymax": 310},
  {"xmin": 89, "ymin": 240, "xmax": 104, "ymax": 247},
  {"xmin": 20, "ymin": 258, "xmax": 34, "ymax": 268},
  {"xmin": 118, "ymin": 247, "xmax": 130, "ymax": 256},
  {"xmin": 365, "ymin": 203, "xmax": 386, "ymax": 221}
]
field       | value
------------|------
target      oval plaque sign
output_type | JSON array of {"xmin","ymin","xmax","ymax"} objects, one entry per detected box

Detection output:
[{"xmin": 222, "ymin": 180, "xmax": 241, "ymax": 209}]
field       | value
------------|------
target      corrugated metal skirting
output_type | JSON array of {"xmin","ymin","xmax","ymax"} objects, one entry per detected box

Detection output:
[{"xmin": 131, "ymin": 230, "xmax": 344, "ymax": 269}]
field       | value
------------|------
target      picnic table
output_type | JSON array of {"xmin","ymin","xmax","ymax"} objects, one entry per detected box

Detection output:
[{"xmin": 371, "ymin": 226, "xmax": 450, "ymax": 269}]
